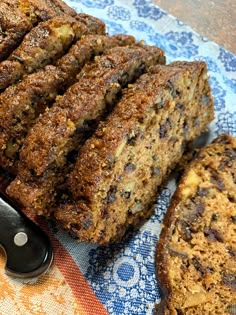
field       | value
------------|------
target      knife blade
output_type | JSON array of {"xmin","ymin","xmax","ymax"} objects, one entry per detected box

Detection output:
[{"xmin": 0, "ymin": 193, "xmax": 53, "ymax": 278}]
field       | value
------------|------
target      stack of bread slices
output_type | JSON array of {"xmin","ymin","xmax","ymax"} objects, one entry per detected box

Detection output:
[{"xmin": 0, "ymin": 1, "xmax": 235, "ymax": 314}]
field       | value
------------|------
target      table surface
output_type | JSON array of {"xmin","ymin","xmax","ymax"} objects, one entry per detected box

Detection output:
[{"xmin": 154, "ymin": 0, "xmax": 236, "ymax": 55}]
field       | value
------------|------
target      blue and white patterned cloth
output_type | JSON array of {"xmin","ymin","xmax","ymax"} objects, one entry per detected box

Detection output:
[{"xmin": 56, "ymin": 1, "xmax": 236, "ymax": 314}]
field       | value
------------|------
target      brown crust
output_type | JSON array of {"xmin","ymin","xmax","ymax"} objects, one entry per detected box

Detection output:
[
  {"xmin": 18, "ymin": 45, "xmax": 164, "ymax": 176},
  {"xmin": 6, "ymin": 44, "xmax": 165, "ymax": 215},
  {"xmin": 53, "ymin": 61, "xmax": 214, "ymax": 244},
  {"xmin": 0, "ymin": 2, "xmax": 32, "ymax": 62},
  {"xmin": 7, "ymin": 0, "xmax": 76, "ymax": 21},
  {"xmin": 0, "ymin": 66, "xmax": 65, "ymax": 173},
  {"xmin": 56, "ymin": 34, "xmax": 136, "ymax": 88},
  {"xmin": 41, "ymin": 0, "xmax": 76, "ymax": 17},
  {"xmin": 68, "ymin": 62, "xmax": 211, "ymax": 199},
  {"xmin": 75, "ymin": 13, "xmax": 106, "ymax": 35},
  {"xmin": 0, "ymin": 15, "xmax": 79, "ymax": 90},
  {"xmin": 156, "ymin": 191, "xmax": 182, "ymax": 314},
  {"xmin": 0, "ymin": 0, "xmax": 76, "ymax": 61},
  {"xmin": 0, "ymin": 34, "xmax": 135, "ymax": 173},
  {"xmin": 0, "ymin": 14, "xmax": 105, "ymax": 91},
  {"xmin": 155, "ymin": 133, "xmax": 236, "ymax": 314}
]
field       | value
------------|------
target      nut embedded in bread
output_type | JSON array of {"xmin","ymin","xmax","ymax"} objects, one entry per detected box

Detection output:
[
  {"xmin": 156, "ymin": 133, "xmax": 236, "ymax": 315},
  {"xmin": 0, "ymin": 2, "xmax": 31, "ymax": 62},
  {"xmin": 0, "ymin": 0, "xmax": 76, "ymax": 61},
  {"xmin": 0, "ymin": 14, "xmax": 105, "ymax": 91},
  {"xmin": 0, "ymin": 34, "xmax": 136, "ymax": 173},
  {"xmin": 18, "ymin": 45, "xmax": 165, "ymax": 176},
  {"xmin": 53, "ymin": 61, "xmax": 214, "ymax": 244},
  {"xmin": 6, "ymin": 44, "xmax": 165, "ymax": 215},
  {"xmin": 12, "ymin": 0, "xmax": 77, "ymax": 21}
]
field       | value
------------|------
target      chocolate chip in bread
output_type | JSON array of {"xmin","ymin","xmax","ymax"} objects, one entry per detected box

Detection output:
[
  {"xmin": 156, "ymin": 133, "xmax": 236, "ymax": 315},
  {"xmin": 54, "ymin": 61, "xmax": 214, "ymax": 244},
  {"xmin": 7, "ymin": 44, "xmax": 165, "ymax": 216}
]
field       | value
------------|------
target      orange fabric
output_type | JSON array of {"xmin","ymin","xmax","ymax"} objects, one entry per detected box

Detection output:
[
  {"xmin": 0, "ymin": 254, "xmax": 86, "ymax": 314},
  {"xmin": 51, "ymin": 231, "xmax": 109, "ymax": 315},
  {"xmin": 0, "ymin": 219, "xmax": 108, "ymax": 315}
]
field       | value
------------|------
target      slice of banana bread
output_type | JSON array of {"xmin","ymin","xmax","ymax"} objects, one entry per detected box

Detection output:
[
  {"xmin": 53, "ymin": 61, "xmax": 214, "ymax": 244},
  {"xmin": 0, "ymin": 0, "xmax": 76, "ymax": 61},
  {"xmin": 0, "ymin": 14, "xmax": 105, "ymax": 91},
  {"xmin": 0, "ymin": 2, "xmax": 32, "ymax": 62},
  {"xmin": 156, "ymin": 134, "xmax": 236, "ymax": 315},
  {"xmin": 0, "ymin": 34, "xmax": 135, "ymax": 173},
  {"xmin": 7, "ymin": 44, "xmax": 165, "ymax": 215}
]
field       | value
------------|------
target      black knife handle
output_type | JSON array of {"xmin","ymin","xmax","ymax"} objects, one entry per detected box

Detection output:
[{"xmin": 0, "ymin": 195, "xmax": 53, "ymax": 278}]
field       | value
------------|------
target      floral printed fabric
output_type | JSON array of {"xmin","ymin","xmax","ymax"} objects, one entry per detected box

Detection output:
[{"xmin": 0, "ymin": 1, "xmax": 235, "ymax": 315}]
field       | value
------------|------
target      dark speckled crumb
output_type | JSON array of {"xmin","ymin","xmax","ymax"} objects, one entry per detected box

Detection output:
[
  {"xmin": 53, "ymin": 61, "xmax": 214, "ymax": 244},
  {"xmin": 0, "ymin": 0, "xmax": 76, "ymax": 62},
  {"xmin": 0, "ymin": 34, "xmax": 135, "ymax": 173},
  {"xmin": 156, "ymin": 134, "xmax": 236, "ymax": 315},
  {"xmin": 0, "ymin": 14, "xmax": 105, "ymax": 91},
  {"xmin": 7, "ymin": 44, "xmax": 165, "ymax": 216}
]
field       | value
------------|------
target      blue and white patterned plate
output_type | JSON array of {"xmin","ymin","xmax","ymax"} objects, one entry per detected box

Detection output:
[{"xmin": 54, "ymin": 1, "xmax": 236, "ymax": 314}]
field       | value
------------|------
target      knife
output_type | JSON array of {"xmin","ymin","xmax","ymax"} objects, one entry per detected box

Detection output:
[{"xmin": 0, "ymin": 192, "xmax": 53, "ymax": 279}]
